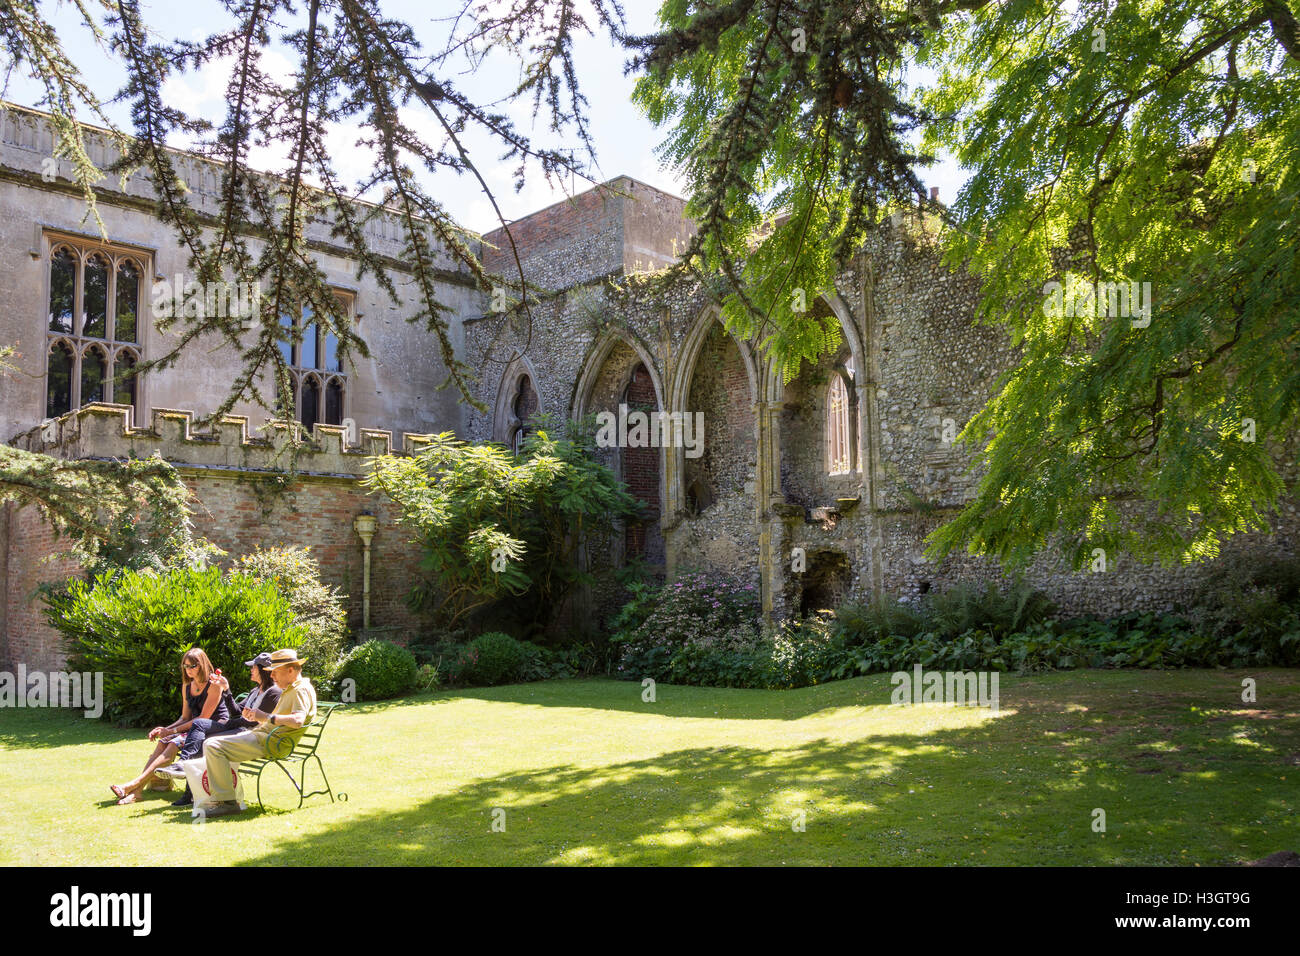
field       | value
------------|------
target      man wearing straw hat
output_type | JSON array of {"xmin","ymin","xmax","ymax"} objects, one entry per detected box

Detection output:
[{"xmin": 200, "ymin": 648, "xmax": 317, "ymax": 817}]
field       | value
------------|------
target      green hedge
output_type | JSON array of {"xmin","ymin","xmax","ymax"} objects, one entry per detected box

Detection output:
[{"xmin": 46, "ymin": 567, "xmax": 304, "ymax": 726}]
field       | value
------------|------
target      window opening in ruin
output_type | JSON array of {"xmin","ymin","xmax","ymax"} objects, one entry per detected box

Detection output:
[
  {"xmin": 799, "ymin": 551, "xmax": 852, "ymax": 617},
  {"xmin": 506, "ymin": 373, "xmax": 538, "ymax": 454},
  {"xmin": 827, "ymin": 374, "xmax": 851, "ymax": 475}
]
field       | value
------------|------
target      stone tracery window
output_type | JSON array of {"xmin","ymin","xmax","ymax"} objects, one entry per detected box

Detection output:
[
  {"xmin": 827, "ymin": 373, "xmax": 852, "ymax": 475},
  {"xmin": 44, "ymin": 237, "xmax": 144, "ymax": 422},
  {"xmin": 279, "ymin": 292, "xmax": 351, "ymax": 432}
]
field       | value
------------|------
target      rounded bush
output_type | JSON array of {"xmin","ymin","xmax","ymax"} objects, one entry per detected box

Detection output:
[
  {"xmin": 46, "ymin": 567, "xmax": 304, "ymax": 726},
  {"xmin": 462, "ymin": 632, "xmax": 527, "ymax": 685},
  {"xmin": 338, "ymin": 639, "xmax": 419, "ymax": 700}
]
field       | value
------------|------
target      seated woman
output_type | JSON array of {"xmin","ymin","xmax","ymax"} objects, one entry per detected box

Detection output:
[
  {"xmin": 164, "ymin": 652, "xmax": 284, "ymax": 807},
  {"xmin": 110, "ymin": 648, "xmax": 229, "ymax": 805}
]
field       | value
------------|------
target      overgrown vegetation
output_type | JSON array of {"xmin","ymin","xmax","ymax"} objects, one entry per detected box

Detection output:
[
  {"xmin": 234, "ymin": 547, "xmax": 350, "ymax": 693},
  {"xmin": 607, "ymin": 568, "xmax": 1300, "ymax": 690},
  {"xmin": 363, "ymin": 427, "xmax": 638, "ymax": 631},
  {"xmin": 411, "ymin": 632, "xmax": 594, "ymax": 688}
]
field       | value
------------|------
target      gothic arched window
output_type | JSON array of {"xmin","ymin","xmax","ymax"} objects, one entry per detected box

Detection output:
[
  {"xmin": 507, "ymin": 374, "xmax": 538, "ymax": 454},
  {"xmin": 827, "ymin": 374, "xmax": 851, "ymax": 475},
  {"xmin": 80, "ymin": 345, "xmax": 107, "ymax": 405},
  {"xmin": 279, "ymin": 291, "xmax": 352, "ymax": 432},
  {"xmin": 47, "ymin": 341, "xmax": 74, "ymax": 418},
  {"xmin": 44, "ymin": 237, "xmax": 148, "ymax": 422}
]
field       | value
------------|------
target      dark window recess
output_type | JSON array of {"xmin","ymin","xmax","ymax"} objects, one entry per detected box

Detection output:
[
  {"xmin": 47, "ymin": 342, "xmax": 73, "ymax": 417},
  {"xmin": 80, "ymin": 347, "xmax": 106, "ymax": 404},
  {"xmin": 301, "ymin": 377, "xmax": 320, "ymax": 435},
  {"xmin": 49, "ymin": 250, "xmax": 75, "ymax": 333},
  {"xmin": 83, "ymin": 255, "xmax": 109, "ymax": 338},
  {"xmin": 115, "ymin": 262, "xmax": 139, "ymax": 343},
  {"xmin": 325, "ymin": 380, "xmax": 343, "ymax": 426},
  {"xmin": 114, "ymin": 352, "xmax": 138, "ymax": 407}
]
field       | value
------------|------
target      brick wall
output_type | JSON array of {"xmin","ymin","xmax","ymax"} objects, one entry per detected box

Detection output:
[
  {"xmin": 1, "ymin": 405, "xmax": 432, "ymax": 671},
  {"xmin": 1, "ymin": 473, "xmax": 426, "ymax": 673},
  {"xmin": 3, "ymin": 502, "xmax": 81, "ymax": 672},
  {"xmin": 183, "ymin": 471, "xmax": 424, "ymax": 635}
]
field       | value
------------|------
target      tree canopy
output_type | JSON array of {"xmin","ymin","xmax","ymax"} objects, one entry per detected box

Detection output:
[
  {"xmin": 4, "ymin": 0, "xmax": 1299, "ymax": 571},
  {"xmin": 630, "ymin": 0, "xmax": 1300, "ymax": 567}
]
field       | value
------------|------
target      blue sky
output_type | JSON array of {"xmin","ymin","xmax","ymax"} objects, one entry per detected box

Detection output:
[{"xmin": 2, "ymin": 0, "xmax": 969, "ymax": 232}]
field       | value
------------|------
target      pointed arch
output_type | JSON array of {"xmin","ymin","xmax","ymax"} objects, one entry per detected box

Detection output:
[
  {"xmin": 493, "ymin": 352, "xmax": 546, "ymax": 445},
  {"xmin": 668, "ymin": 305, "xmax": 759, "ymax": 413},
  {"xmin": 762, "ymin": 287, "xmax": 865, "ymax": 403},
  {"xmin": 571, "ymin": 327, "xmax": 665, "ymax": 421}
]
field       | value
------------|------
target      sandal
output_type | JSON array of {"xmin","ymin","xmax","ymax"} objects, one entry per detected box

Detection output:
[{"xmin": 109, "ymin": 784, "xmax": 126, "ymax": 800}]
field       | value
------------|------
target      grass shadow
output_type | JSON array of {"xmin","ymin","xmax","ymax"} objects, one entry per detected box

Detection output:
[{"xmin": 233, "ymin": 675, "xmax": 1300, "ymax": 866}]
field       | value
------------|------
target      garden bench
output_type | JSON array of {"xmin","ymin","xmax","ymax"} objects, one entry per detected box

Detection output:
[{"xmin": 235, "ymin": 701, "xmax": 343, "ymax": 810}]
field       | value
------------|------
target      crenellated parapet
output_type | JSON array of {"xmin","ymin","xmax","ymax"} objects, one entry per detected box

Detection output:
[{"xmin": 10, "ymin": 403, "xmax": 435, "ymax": 478}]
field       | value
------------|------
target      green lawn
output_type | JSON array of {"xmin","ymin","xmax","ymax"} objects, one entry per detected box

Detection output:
[{"xmin": 1, "ymin": 670, "xmax": 1296, "ymax": 865}]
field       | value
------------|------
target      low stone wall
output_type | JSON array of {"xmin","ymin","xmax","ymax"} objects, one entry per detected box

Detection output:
[{"xmin": 2, "ymin": 403, "xmax": 432, "ymax": 672}]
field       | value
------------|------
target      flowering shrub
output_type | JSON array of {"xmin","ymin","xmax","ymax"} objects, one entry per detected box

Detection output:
[{"xmin": 612, "ymin": 569, "xmax": 765, "ymax": 683}]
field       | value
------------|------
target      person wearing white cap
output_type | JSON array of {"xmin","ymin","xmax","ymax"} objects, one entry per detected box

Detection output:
[{"xmin": 200, "ymin": 648, "xmax": 317, "ymax": 817}]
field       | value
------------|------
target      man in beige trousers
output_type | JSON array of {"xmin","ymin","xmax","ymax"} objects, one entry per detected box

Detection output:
[{"xmin": 200, "ymin": 648, "xmax": 317, "ymax": 817}]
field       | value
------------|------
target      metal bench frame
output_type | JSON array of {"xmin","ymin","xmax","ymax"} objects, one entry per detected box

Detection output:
[{"xmin": 236, "ymin": 701, "xmax": 342, "ymax": 810}]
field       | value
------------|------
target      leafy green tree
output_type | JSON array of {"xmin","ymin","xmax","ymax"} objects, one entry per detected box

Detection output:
[
  {"xmin": 0, "ymin": 441, "xmax": 198, "ymax": 573},
  {"xmin": 631, "ymin": 0, "xmax": 1300, "ymax": 567},
  {"xmin": 362, "ymin": 427, "xmax": 638, "ymax": 628},
  {"xmin": 47, "ymin": 566, "xmax": 304, "ymax": 725}
]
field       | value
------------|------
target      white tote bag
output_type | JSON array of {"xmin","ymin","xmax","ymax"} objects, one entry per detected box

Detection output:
[{"xmin": 179, "ymin": 757, "xmax": 247, "ymax": 816}]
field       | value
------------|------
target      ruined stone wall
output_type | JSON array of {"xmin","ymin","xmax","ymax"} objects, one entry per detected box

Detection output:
[
  {"xmin": 779, "ymin": 344, "xmax": 861, "ymax": 510},
  {"xmin": 854, "ymin": 212, "xmax": 1300, "ymax": 616},
  {"xmin": 481, "ymin": 186, "xmax": 625, "ymax": 293},
  {"xmin": 622, "ymin": 363, "xmax": 663, "ymax": 564},
  {"xmin": 866, "ymin": 218, "xmax": 1013, "ymax": 511},
  {"xmin": 684, "ymin": 322, "xmax": 756, "ymax": 505},
  {"xmin": 480, "ymin": 176, "xmax": 695, "ymax": 293}
]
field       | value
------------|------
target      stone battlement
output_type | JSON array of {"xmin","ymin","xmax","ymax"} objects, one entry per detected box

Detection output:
[{"xmin": 10, "ymin": 403, "xmax": 434, "ymax": 477}]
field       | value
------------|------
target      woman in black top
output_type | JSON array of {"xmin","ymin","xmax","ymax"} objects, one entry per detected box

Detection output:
[
  {"xmin": 110, "ymin": 648, "xmax": 230, "ymax": 805},
  {"xmin": 164, "ymin": 653, "xmax": 284, "ymax": 807}
]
